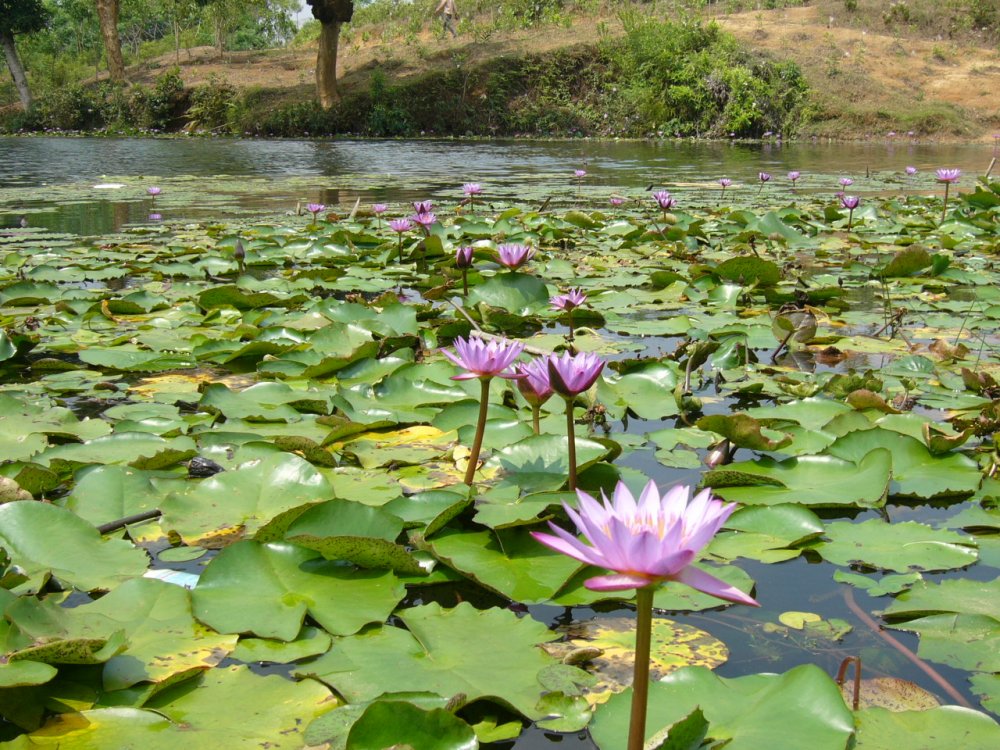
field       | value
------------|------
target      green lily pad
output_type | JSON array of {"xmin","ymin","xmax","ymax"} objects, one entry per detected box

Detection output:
[
  {"xmin": 301, "ymin": 601, "xmax": 582, "ymax": 720},
  {"xmin": 346, "ymin": 701, "xmax": 478, "ymax": 750},
  {"xmin": 853, "ymin": 706, "xmax": 1000, "ymax": 748},
  {"xmin": 191, "ymin": 541, "xmax": 404, "ymax": 641},
  {"xmin": 591, "ymin": 664, "xmax": 854, "ymax": 750},
  {"xmin": 818, "ymin": 520, "xmax": 977, "ymax": 572},
  {"xmin": 0, "ymin": 501, "xmax": 148, "ymax": 593},
  {"xmin": 428, "ymin": 528, "xmax": 583, "ymax": 604}
]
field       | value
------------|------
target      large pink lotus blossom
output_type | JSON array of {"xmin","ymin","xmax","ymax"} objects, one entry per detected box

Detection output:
[
  {"xmin": 532, "ymin": 480, "xmax": 759, "ymax": 603},
  {"xmin": 442, "ymin": 336, "xmax": 524, "ymax": 381},
  {"xmin": 547, "ymin": 351, "xmax": 604, "ymax": 397},
  {"xmin": 496, "ymin": 243, "xmax": 535, "ymax": 270}
]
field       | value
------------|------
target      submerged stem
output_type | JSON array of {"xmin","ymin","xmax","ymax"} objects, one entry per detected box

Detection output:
[
  {"xmin": 627, "ymin": 587, "xmax": 655, "ymax": 750},
  {"xmin": 565, "ymin": 397, "xmax": 577, "ymax": 490},
  {"xmin": 464, "ymin": 378, "xmax": 492, "ymax": 486}
]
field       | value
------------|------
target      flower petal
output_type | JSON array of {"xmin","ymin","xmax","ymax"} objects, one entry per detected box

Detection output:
[
  {"xmin": 674, "ymin": 566, "xmax": 759, "ymax": 606},
  {"xmin": 584, "ymin": 573, "xmax": 653, "ymax": 591},
  {"xmin": 530, "ymin": 530, "xmax": 602, "ymax": 568}
]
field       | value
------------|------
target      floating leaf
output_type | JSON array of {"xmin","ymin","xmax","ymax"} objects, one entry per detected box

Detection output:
[{"xmin": 192, "ymin": 541, "xmax": 404, "ymax": 641}]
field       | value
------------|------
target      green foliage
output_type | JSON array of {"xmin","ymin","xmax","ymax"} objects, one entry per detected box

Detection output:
[
  {"xmin": 606, "ymin": 14, "xmax": 808, "ymax": 137},
  {"xmin": 365, "ymin": 67, "xmax": 412, "ymax": 136},
  {"xmin": 188, "ymin": 75, "xmax": 238, "ymax": 131}
]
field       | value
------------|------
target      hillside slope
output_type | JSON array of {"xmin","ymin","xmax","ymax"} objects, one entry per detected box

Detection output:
[{"xmin": 124, "ymin": 4, "xmax": 1000, "ymax": 139}]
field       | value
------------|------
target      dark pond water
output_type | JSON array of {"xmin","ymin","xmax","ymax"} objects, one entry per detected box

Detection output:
[{"xmin": 2, "ymin": 135, "xmax": 998, "ymax": 748}]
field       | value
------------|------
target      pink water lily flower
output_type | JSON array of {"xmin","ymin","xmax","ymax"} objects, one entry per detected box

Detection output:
[
  {"xmin": 412, "ymin": 200, "xmax": 434, "ymax": 215},
  {"xmin": 373, "ymin": 203, "xmax": 387, "ymax": 214},
  {"xmin": 905, "ymin": 166, "xmax": 918, "ymax": 176},
  {"xmin": 532, "ymin": 480, "xmax": 759, "ymax": 603},
  {"xmin": 840, "ymin": 195, "xmax": 860, "ymax": 210},
  {"xmin": 839, "ymin": 177, "xmax": 854, "ymax": 188},
  {"xmin": 574, "ymin": 169, "xmax": 587, "ymax": 178},
  {"xmin": 442, "ymin": 336, "xmax": 524, "ymax": 380},
  {"xmin": 455, "ymin": 246, "xmax": 474, "ymax": 268},
  {"xmin": 497, "ymin": 243, "xmax": 535, "ymax": 270},
  {"xmin": 936, "ymin": 168, "xmax": 961, "ymax": 183},
  {"xmin": 758, "ymin": 172, "xmax": 771, "ymax": 183},
  {"xmin": 550, "ymin": 288, "xmax": 587, "ymax": 311},
  {"xmin": 147, "ymin": 186, "xmax": 161, "ymax": 197},
  {"xmin": 463, "ymin": 183, "xmax": 482, "ymax": 196},
  {"xmin": 652, "ymin": 190, "xmax": 676, "ymax": 211},
  {"xmin": 548, "ymin": 350, "xmax": 604, "ymax": 397},
  {"xmin": 411, "ymin": 212, "xmax": 437, "ymax": 227},
  {"xmin": 389, "ymin": 218, "xmax": 412, "ymax": 233},
  {"xmin": 307, "ymin": 203, "xmax": 325, "ymax": 217},
  {"xmin": 515, "ymin": 358, "xmax": 554, "ymax": 407},
  {"xmin": 787, "ymin": 171, "xmax": 800, "ymax": 184}
]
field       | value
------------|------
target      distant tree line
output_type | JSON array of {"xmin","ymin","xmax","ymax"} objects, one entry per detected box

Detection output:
[{"xmin": 0, "ymin": 0, "xmax": 317, "ymax": 109}]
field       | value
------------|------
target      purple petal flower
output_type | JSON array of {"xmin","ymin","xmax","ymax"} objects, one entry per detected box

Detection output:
[
  {"xmin": 839, "ymin": 177, "xmax": 854, "ymax": 188},
  {"xmin": 147, "ymin": 186, "xmax": 161, "ymax": 196},
  {"xmin": 531, "ymin": 480, "xmax": 759, "ymax": 603},
  {"xmin": 442, "ymin": 336, "xmax": 524, "ymax": 380},
  {"xmin": 307, "ymin": 203, "xmax": 325, "ymax": 216},
  {"xmin": 787, "ymin": 171, "xmax": 800, "ymax": 183},
  {"xmin": 148, "ymin": 213, "xmax": 162, "ymax": 221},
  {"xmin": 373, "ymin": 203, "xmax": 387, "ymax": 214},
  {"xmin": 609, "ymin": 196, "xmax": 625, "ymax": 207},
  {"xmin": 411, "ymin": 212, "xmax": 437, "ymax": 227},
  {"xmin": 551, "ymin": 288, "xmax": 587, "ymax": 311},
  {"xmin": 463, "ymin": 183, "xmax": 482, "ymax": 196},
  {"xmin": 905, "ymin": 166, "xmax": 918, "ymax": 176},
  {"xmin": 496, "ymin": 243, "xmax": 535, "ymax": 271},
  {"xmin": 412, "ymin": 200, "xmax": 434, "ymax": 215},
  {"xmin": 840, "ymin": 195, "xmax": 860, "ymax": 210},
  {"xmin": 652, "ymin": 190, "xmax": 676, "ymax": 211},
  {"xmin": 887, "ymin": 131, "xmax": 896, "ymax": 137},
  {"xmin": 758, "ymin": 172, "xmax": 771, "ymax": 183},
  {"xmin": 389, "ymin": 218, "xmax": 412, "ymax": 233},
  {"xmin": 547, "ymin": 351, "xmax": 605, "ymax": 397},
  {"xmin": 455, "ymin": 246, "xmax": 474, "ymax": 268},
  {"xmin": 936, "ymin": 168, "xmax": 961, "ymax": 183},
  {"xmin": 574, "ymin": 169, "xmax": 587, "ymax": 178},
  {"xmin": 719, "ymin": 178, "xmax": 732, "ymax": 188},
  {"xmin": 515, "ymin": 358, "xmax": 553, "ymax": 407}
]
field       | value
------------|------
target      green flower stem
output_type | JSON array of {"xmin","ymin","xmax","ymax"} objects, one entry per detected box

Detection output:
[
  {"xmin": 531, "ymin": 404, "xmax": 541, "ymax": 435},
  {"xmin": 942, "ymin": 183, "xmax": 950, "ymax": 223},
  {"xmin": 397, "ymin": 235, "xmax": 404, "ymax": 263},
  {"xmin": 847, "ymin": 209, "xmax": 854, "ymax": 231},
  {"xmin": 567, "ymin": 309, "xmax": 575, "ymax": 343},
  {"xmin": 462, "ymin": 267, "xmax": 469, "ymax": 297},
  {"xmin": 627, "ymin": 586, "xmax": 655, "ymax": 750},
  {"xmin": 565, "ymin": 397, "xmax": 577, "ymax": 490},
  {"xmin": 464, "ymin": 378, "xmax": 492, "ymax": 486}
]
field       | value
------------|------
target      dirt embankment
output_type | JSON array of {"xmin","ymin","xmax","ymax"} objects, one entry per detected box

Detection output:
[{"xmin": 129, "ymin": 4, "xmax": 1000, "ymax": 139}]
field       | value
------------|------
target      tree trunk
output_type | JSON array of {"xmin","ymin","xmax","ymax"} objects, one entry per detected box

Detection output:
[
  {"xmin": 316, "ymin": 20, "xmax": 341, "ymax": 108},
  {"xmin": 95, "ymin": 0, "xmax": 126, "ymax": 83},
  {"xmin": 0, "ymin": 30, "xmax": 32, "ymax": 110}
]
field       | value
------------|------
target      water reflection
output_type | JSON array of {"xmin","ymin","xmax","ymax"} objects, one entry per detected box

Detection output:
[{"xmin": 0, "ymin": 136, "xmax": 991, "ymax": 189}]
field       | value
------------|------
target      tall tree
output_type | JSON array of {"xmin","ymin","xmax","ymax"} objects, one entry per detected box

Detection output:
[
  {"xmin": 307, "ymin": 0, "xmax": 353, "ymax": 108},
  {"xmin": 0, "ymin": 0, "xmax": 50, "ymax": 110},
  {"xmin": 95, "ymin": 0, "xmax": 127, "ymax": 82}
]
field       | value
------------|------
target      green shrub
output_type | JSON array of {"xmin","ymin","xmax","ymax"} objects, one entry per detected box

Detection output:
[{"xmin": 187, "ymin": 76, "xmax": 237, "ymax": 131}]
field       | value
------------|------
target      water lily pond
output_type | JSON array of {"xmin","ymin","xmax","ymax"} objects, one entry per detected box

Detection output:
[{"xmin": 2, "ymin": 137, "xmax": 1000, "ymax": 749}]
